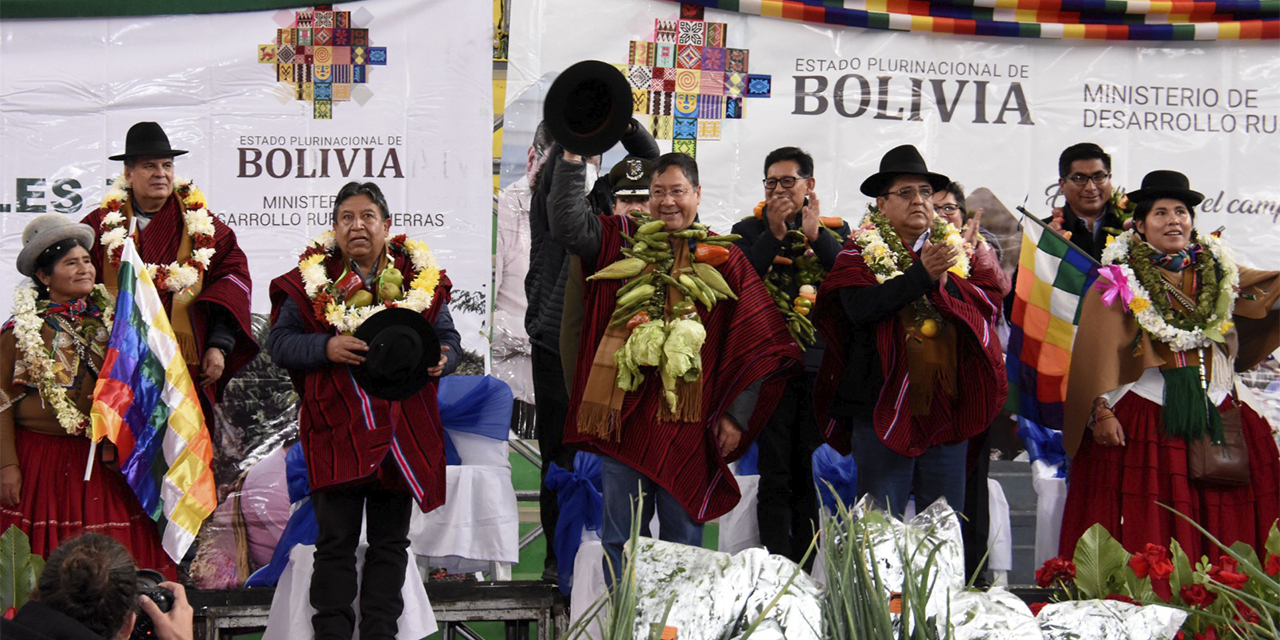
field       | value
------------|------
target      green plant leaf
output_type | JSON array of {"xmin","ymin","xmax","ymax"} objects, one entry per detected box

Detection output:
[
  {"xmin": 0, "ymin": 525, "xmax": 36, "ymax": 611},
  {"xmin": 1169, "ymin": 538, "xmax": 1194, "ymax": 601},
  {"xmin": 1072, "ymin": 524, "xmax": 1128, "ymax": 599},
  {"xmin": 1266, "ymin": 522, "xmax": 1280, "ymax": 559}
]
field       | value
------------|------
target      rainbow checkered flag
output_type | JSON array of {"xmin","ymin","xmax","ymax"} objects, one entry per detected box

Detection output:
[
  {"xmin": 90, "ymin": 241, "xmax": 216, "ymax": 563},
  {"xmin": 1006, "ymin": 211, "xmax": 1101, "ymax": 429}
]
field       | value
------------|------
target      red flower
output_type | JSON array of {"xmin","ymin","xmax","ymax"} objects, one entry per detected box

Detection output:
[
  {"xmin": 107, "ymin": 199, "xmax": 121, "ymax": 212},
  {"xmin": 1028, "ymin": 602, "xmax": 1046, "ymax": 616},
  {"xmin": 1106, "ymin": 594, "xmax": 1138, "ymax": 605},
  {"xmin": 1196, "ymin": 627, "xmax": 1218, "ymax": 640},
  {"xmin": 1036, "ymin": 557, "xmax": 1077, "ymax": 588},
  {"xmin": 1180, "ymin": 584, "xmax": 1217, "ymax": 608},
  {"xmin": 2, "ymin": 607, "xmax": 14, "ymax": 620},
  {"xmin": 1265, "ymin": 554, "xmax": 1280, "ymax": 577},
  {"xmin": 1234, "ymin": 600, "xmax": 1260, "ymax": 625},
  {"xmin": 1208, "ymin": 556, "xmax": 1249, "ymax": 590},
  {"xmin": 1128, "ymin": 543, "xmax": 1174, "ymax": 580},
  {"xmin": 390, "ymin": 234, "xmax": 408, "ymax": 246},
  {"xmin": 1034, "ymin": 558, "xmax": 1075, "ymax": 586}
]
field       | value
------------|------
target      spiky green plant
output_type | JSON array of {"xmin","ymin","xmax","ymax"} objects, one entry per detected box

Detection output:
[{"xmin": 821, "ymin": 498, "xmax": 953, "ymax": 639}]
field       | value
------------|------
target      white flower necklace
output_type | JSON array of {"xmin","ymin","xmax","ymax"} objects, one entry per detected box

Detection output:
[
  {"xmin": 1100, "ymin": 229, "xmax": 1239, "ymax": 351},
  {"xmin": 852, "ymin": 207, "xmax": 970, "ymax": 283},
  {"xmin": 99, "ymin": 174, "xmax": 217, "ymax": 293},
  {"xmin": 297, "ymin": 231, "xmax": 442, "ymax": 333},
  {"xmin": 11, "ymin": 283, "xmax": 114, "ymax": 436}
]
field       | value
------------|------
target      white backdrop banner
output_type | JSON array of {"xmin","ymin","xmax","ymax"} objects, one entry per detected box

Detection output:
[
  {"xmin": 505, "ymin": 0, "xmax": 1280, "ymax": 269},
  {"xmin": 0, "ymin": 0, "xmax": 493, "ymax": 359}
]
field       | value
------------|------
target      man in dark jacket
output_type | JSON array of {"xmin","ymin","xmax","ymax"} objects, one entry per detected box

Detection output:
[
  {"xmin": 1047, "ymin": 142, "xmax": 1122, "ymax": 262},
  {"xmin": 523, "ymin": 118, "xmax": 658, "ymax": 582},
  {"xmin": 729, "ymin": 147, "xmax": 848, "ymax": 565}
]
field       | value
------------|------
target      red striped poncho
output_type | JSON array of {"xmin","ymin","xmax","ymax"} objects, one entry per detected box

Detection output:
[
  {"xmin": 269, "ymin": 257, "xmax": 452, "ymax": 512},
  {"xmin": 565, "ymin": 215, "xmax": 802, "ymax": 523},
  {"xmin": 813, "ymin": 239, "xmax": 1007, "ymax": 457},
  {"xmin": 82, "ymin": 194, "xmax": 258, "ymax": 404}
]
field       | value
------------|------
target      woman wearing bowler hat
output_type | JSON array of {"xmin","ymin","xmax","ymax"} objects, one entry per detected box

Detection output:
[
  {"xmin": 0, "ymin": 215, "xmax": 176, "ymax": 579},
  {"xmin": 1059, "ymin": 170, "xmax": 1280, "ymax": 561}
]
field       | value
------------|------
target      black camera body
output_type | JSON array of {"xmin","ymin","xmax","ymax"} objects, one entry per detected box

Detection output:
[{"xmin": 131, "ymin": 569, "xmax": 174, "ymax": 640}]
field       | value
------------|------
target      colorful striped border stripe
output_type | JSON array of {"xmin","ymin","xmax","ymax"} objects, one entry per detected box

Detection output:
[{"xmin": 679, "ymin": 0, "xmax": 1278, "ymax": 40}]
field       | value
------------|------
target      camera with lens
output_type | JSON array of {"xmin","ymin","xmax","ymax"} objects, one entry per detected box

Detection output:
[{"xmin": 131, "ymin": 569, "xmax": 174, "ymax": 640}]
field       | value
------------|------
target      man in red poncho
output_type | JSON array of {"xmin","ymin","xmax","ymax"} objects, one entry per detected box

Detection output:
[
  {"xmin": 267, "ymin": 181, "xmax": 460, "ymax": 639},
  {"xmin": 813, "ymin": 144, "xmax": 1007, "ymax": 518},
  {"xmin": 81, "ymin": 121, "xmax": 257, "ymax": 435},
  {"xmin": 550, "ymin": 151, "xmax": 801, "ymax": 583}
]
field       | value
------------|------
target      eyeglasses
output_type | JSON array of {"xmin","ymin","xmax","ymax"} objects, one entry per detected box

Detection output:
[
  {"xmin": 650, "ymin": 188, "xmax": 691, "ymax": 200},
  {"xmin": 763, "ymin": 176, "xmax": 800, "ymax": 190},
  {"xmin": 1065, "ymin": 172, "xmax": 1110, "ymax": 186},
  {"xmin": 882, "ymin": 186, "xmax": 934, "ymax": 201},
  {"xmin": 934, "ymin": 204, "xmax": 964, "ymax": 216}
]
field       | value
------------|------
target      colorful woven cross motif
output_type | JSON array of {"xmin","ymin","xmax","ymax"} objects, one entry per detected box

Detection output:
[
  {"xmin": 256, "ymin": 3, "xmax": 388, "ymax": 119},
  {"xmin": 623, "ymin": 3, "xmax": 770, "ymax": 157}
]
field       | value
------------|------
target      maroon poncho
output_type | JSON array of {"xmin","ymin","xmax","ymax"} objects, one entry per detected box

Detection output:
[
  {"xmin": 813, "ymin": 240, "xmax": 1007, "ymax": 457},
  {"xmin": 269, "ymin": 255, "xmax": 452, "ymax": 512},
  {"xmin": 565, "ymin": 215, "xmax": 802, "ymax": 522},
  {"xmin": 82, "ymin": 194, "xmax": 258, "ymax": 405}
]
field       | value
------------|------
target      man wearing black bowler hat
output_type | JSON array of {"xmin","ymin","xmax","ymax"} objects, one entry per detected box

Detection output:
[
  {"xmin": 266, "ymin": 181, "xmax": 460, "ymax": 640},
  {"xmin": 812, "ymin": 145, "xmax": 1007, "ymax": 520},
  {"xmin": 81, "ymin": 121, "xmax": 258, "ymax": 445}
]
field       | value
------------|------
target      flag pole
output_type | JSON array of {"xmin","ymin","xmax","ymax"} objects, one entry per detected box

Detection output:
[{"xmin": 84, "ymin": 438, "xmax": 97, "ymax": 481}]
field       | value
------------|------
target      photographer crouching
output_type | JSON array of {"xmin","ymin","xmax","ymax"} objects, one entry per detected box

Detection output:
[{"xmin": 1, "ymin": 533, "xmax": 193, "ymax": 640}]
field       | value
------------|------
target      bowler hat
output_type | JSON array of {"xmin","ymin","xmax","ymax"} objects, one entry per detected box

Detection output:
[
  {"xmin": 544, "ymin": 61, "xmax": 633, "ymax": 157},
  {"xmin": 859, "ymin": 145, "xmax": 950, "ymax": 197},
  {"xmin": 608, "ymin": 155, "xmax": 654, "ymax": 197},
  {"xmin": 17, "ymin": 214, "xmax": 96, "ymax": 277},
  {"xmin": 108, "ymin": 122, "xmax": 188, "ymax": 162},
  {"xmin": 1127, "ymin": 170, "xmax": 1204, "ymax": 207},
  {"xmin": 351, "ymin": 307, "xmax": 441, "ymax": 401}
]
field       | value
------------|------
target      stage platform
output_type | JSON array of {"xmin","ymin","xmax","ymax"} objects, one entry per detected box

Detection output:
[{"xmin": 189, "ymin": 580, "xmax": 569, "ymax": 640}]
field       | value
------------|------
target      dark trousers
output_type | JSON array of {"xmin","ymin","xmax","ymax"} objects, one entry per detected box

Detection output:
[
  {"xmin": 961, "ymin": 431, "xmax": 992, "ymax": 584},
  {"xmin": 532, "ymin": 343, "xmax": 572, "ymax": 571},
  {"xmin": 756, "ymin": 373, "xmax": 821, "ymax": 567},
  {"xmin": 310, "ymin": 483, "xmax": 413, "ymax": 640}
]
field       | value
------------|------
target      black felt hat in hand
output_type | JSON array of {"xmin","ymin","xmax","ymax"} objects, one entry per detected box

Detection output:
[
  {"xmin": 108, "ymin": 122, "xmax": 189, "ymax": 161},
  {"xmin": 859, "ymin": 144, "xmax": 950, "ymax": 197},
  {"xmin": 543, "ymin": 60, "xmax": 634, "ymax": 157},
  {"xmin": 1127, "ymin": 170, "xmax": 1204, "ymax": 207},
  {"xmin": 351, "ymin": 307, "xmax": 441, "ymax": 401}
]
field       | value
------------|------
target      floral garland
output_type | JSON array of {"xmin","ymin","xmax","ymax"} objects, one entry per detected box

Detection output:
[
  {"xmin": 298, "ymin": 231, "xmax": 441, "ymax": 333},
  {"xmin": 853, "ymin": 206, "xmax": 970, "ymax": 283},
  {"xmin": 99, "ymin": 175, "xmax": 217, "ymax": 292},
  {"xmin": 1099, "ymin": 229, "xmax": 1238, "ymax": 351},
  {"xmin": 10, "ymin": 282, "xmax": 114, "ymax": 436}
]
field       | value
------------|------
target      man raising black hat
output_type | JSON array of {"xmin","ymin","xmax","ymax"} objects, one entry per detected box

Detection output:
[
  {"xmin": 266, "ymin": 181, "xmax": 461, "ymax": 640},
  {"xmin": 811, "ymin": 145, "xmax": 1008, "ymax": 521}
]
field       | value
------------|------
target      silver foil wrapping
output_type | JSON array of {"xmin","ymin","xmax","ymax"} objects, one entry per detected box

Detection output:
[
  {"xmin": 946, "ymin": 587, "xmax": 1043, "ymax": 640},
  {"xmin": 632, "ymin": 538, "xmax": 822, "ymax": 640},
  {"xmin": 1037, "ymin": 600, "xmax": 1187, "ymax": 640}
]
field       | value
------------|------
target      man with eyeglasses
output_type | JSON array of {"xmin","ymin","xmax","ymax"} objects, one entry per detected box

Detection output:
[
  {"xmin": 729, "ymin": 146, "xmax": 849, "ymax": 566},
  {"xmin": 549, "ymin": 152, "xmax": 801, "ymax": 586},
  {"xmin": 811, "ymin": 145, "xmax": 1008, "ymax": 521},
  {"xmin": 1048, "ymin": 142, "xmax": 1121, "ymax": 262}
]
